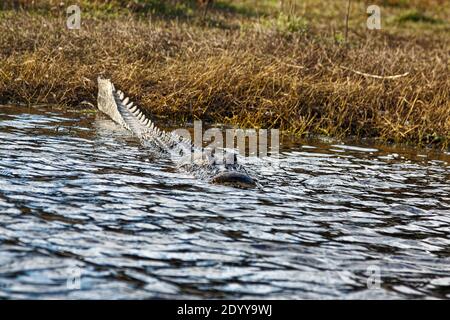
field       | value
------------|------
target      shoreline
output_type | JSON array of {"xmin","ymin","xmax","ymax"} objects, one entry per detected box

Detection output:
[
  {"xmin": 2, "ymin": 103, "xmax": 449, "ymax": 160},
  {"xmin": 1, "ymin": 0, "xmax": 449, "ymax": 149}
]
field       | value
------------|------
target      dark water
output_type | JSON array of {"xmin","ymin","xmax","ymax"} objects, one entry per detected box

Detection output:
[{"xmin": 0, "ymin": 105, "xmax": 449, "ymax": 299}]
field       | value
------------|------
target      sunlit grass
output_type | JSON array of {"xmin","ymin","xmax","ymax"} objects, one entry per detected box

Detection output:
[{"xmin": 0, "ymin": 0, "xmax": 449, "ymax": 148}]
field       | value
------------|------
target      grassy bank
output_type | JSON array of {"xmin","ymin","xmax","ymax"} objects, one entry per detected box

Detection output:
[{"xmin": 0, "ymin": 0, "xmax": 449, "ymax": 148}]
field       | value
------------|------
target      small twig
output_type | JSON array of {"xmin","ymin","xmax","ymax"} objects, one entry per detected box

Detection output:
[
  {"xmin": 340, "ymin": 66, "xmax": 410, "ymax": 79},
  {"xmin": 201, "ymin": 0, "xmax": 213, "ymax": 20},
  {"xmin": 320, "ymin": 48, "xmax": 410, "ymax": 80},
  {"xmin": 80, "ymin": 101, "xmax": 96, "ymax": 108},
  {"xmin": 344, "ymin": 0, "xmax": 352, "ymax": 44},
  {"xmin": 267, "ymin": 53, "xmax": 306, "ymax": 70},
  {"xmin": 281, "ymin": 62, "xmax": 305, "ymax": 70}
]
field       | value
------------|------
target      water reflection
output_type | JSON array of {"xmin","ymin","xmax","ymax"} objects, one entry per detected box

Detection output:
[{"xmin": 0, "ymin": 105, "xmax": 449, "ymax": 299}]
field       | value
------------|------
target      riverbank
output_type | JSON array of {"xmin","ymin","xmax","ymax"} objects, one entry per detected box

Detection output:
[{"xmin": 0, "ymin": 0, "xmax": 449, "ymax": 149}]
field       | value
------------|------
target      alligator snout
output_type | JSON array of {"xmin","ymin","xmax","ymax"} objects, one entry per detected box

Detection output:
[{"xmin": 211, "ymin": 172, "xmax": 257, "ymax": 189}]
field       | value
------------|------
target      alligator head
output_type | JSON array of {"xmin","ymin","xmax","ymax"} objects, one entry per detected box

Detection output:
[{"xmin": 211, "ymin": 171, "xmax": 257, "ymax": 188}]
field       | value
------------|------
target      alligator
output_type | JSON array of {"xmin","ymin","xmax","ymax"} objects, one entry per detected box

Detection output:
[{"xmin": 97, "ymin": 77, "xmax": 257, "ymax": 188}]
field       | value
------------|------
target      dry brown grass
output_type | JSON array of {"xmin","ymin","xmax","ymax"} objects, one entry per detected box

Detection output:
[{"xmin": 0, "ymin": 0, "xmax": 449, "ymax": 148}]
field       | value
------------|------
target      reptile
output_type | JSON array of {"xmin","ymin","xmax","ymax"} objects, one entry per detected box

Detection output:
[{"xmin": 97, "ymin": 77, "xmax": 256, "ymax": 188}]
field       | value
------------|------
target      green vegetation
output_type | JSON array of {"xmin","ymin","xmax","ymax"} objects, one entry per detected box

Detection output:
[
  {"xmin": 394, "ymin": 9, "xmax": 442, "ymax": 24},
  {"xmin": 0, "ymin": 0, "xmax": 449, "ymax": 148}
]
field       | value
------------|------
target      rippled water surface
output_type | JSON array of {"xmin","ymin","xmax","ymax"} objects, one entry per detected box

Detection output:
[{"xmin": 0, "ymin": 105, "xmax": 449, "ymax": 299}]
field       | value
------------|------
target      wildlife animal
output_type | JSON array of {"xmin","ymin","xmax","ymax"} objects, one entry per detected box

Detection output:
[{"xmin": 97, "ymin": 78, "xmax": 257, "ymax": 189}]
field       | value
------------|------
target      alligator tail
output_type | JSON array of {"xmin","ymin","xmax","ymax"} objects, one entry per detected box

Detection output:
[{"xmin": 97, "ymin": 77, "xmax": 257, "ymax": 188}]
